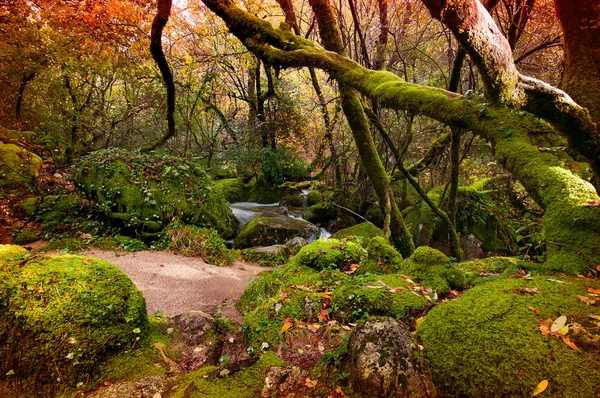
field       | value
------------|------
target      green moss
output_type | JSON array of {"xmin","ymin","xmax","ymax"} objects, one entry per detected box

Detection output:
[
  {"xmin": 0, "ymin": 143, "xmax": 42, "ymax": 187},
  {"xmin": 290, "ymin": 238, "xmax": 365, "ymax": 270},
  {"xmin": 306, "ymin": 191, "xmax": 323, "ymax": 206},
  {"xmin": 400, "ymin": 247, "xmax": 454, "ymax": 294},
  {"xmin": 27, "ymin": 194, "xmax": 85, "ymax": 230},
  {"xmin": 167, "ymin": 224, "xmax": 233, "ymax": 266},
  {"xmin": 0, "ymin": 254, "xmax": 147, "ymax": 395},
  {"xmin": 14, "ymin": 229, "xmax": 37, "ymax": 245},
  {"xmin": 21, "ymin": 197, "xmax": 39, "ymax": 217},
  {"xmin": 248, "ymin": 186, "xmax": 283, "ymax": 204},
  {"xmin": 356, "ymin": 236, "xmax": 402, "ymax": 275},
  {"xmin": 418, "ymin": 276, "xmax": 600, "ymax": 397},
  {"xmin": 302, "ymin": 202, "xmax": 337, "ymax": 223},
  {"xmin": 214, "ymin": 178, "xmax": 250, "ymax": 203},
  {"xmin": 75, "ymin": 149, "xmax": 235, "ymax": 240},
  {"xmin": 0, "ymin": 244, "xmax": 28, "ymax": 264},
  {"xmin": 170, "ymin": 351, "xmax": 286, "ymax": 398},
  {"xmin": 42, "ymin": 235, "xmax": 146, "ymax": 253},
  {"xmin": 241, "ymin": 246, "xmax": 290, "ymax": 267},
  {"xmin": 332, "ymin": 222, "xmax": 384, "ymax": 243}
]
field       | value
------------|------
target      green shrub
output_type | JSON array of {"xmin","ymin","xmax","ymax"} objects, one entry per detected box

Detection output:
[{"xmin": 166, "ymin": 224, "xmax": 233, "ymax": 266}]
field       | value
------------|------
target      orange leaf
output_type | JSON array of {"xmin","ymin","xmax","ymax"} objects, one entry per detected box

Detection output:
[
  {"xmin": 305, "ymin": 377, "xmax": 318, "ymax": 388},
  {"xmin": 81, "ymin": 259, "xmax": 91, "ymax": 265},
  {"xmin": 317, "ymin": 309, "xmax": 330, "ymax": 322},
  {"xmin": 528, "ymin": 306, "xmax": 540, "ymax": 314},
  {"xmin": 294, "ymin": 319, "xmax": 306, "ymax": 328},
  {"xmin": 532, "ymin": 379, "xmax": 548, "ymax": 396},
  {"xmin": 589, "ymin": 314, "xmax": 600, "ymax": 321},
  {"xmin": 561, "ymin": 336, "xmax": 580, "ymax": 351},
  {"xmin": 280, "ymin": 322, "xmax": 292, "ymax": 333},
  {"xmin": 519, "ymin": 269, "xmax": 526, "ymax": 276},
  {"xmin": 588, "ymin": 288, "xmax": 600, "ymax": 295}
]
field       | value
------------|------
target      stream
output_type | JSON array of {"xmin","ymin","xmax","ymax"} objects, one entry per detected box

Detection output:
[{"xmin": 229, "ymin": 199, "xmax": 331, "ymax": 245}]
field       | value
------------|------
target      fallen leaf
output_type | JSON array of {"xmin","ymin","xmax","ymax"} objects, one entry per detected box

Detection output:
[
  {"xmin": 305, "ymin": 378, "xmax": 318, "ymax": 388},
  {"xmin": 415, "ymin": 317, "xmax": 425, "ymax": 328},
  {"xmin": 103, "ymin": 381, "xmax": 113, "ymax": 386},
  {"xmin": 532, "ymin": 379, "xmax": 548, "ymax": 396},
  {"xmin": 279, "ymin": 291, "xmax": 289, "ymax": 300},
  {"xmin": 306, "ymin": 323, "xmax": 321, "ymax": 333},
  {"xmin": 551, "ymin": 315, "xmax": 567, "ymax": 332},
  {"xmin": 560, "ymin": 325, "xmax": 569, "ymax": 335},
  {"xmin": 589, "ymin": 314, "xmax": 600, "ymax": 321},
  {"xmin": 585, "ymin": 199, "xmax": 600, "ymax": 207},
  {"xmin": 519, "ymin": 269, "xmax": 526, "ymax": 276},
  {"xmin": 528, "ymin": 306, "xmax": 540, "ymax": 314},
  {"xmin": 294, "ymin": 319, "xmax": 305, "ymax": 328},
  {"xmin": 389, "ymin": 287, "xmax": 406, "ymax": 293},
  {"xmin": 81, "ymin": 259, "xmax": 91, "ymax": 265},
  {"xmin": 588, "ymin": 288, "xmax": 600, "ymax": 295},
  {"xmin": 561, "ymin": 336, "xmax": 580, "ymax": 351},
  {"xmin": 539, "ymin": 318, "xmax": 554, "ymax": 337},
  {"xmin": 280, "ymin": 322, "xmax": 292, "ymax": 333},
  {"xmin": 317, "ymin": 309, "xmax": 330, "ymax": 322},
  {"xmin": 546, "ymin": 279, "xmax": 566, "ymax": 284},
  {"xmin": 578, "ymin": 295, "xmax": 598, "ymax": 305}
]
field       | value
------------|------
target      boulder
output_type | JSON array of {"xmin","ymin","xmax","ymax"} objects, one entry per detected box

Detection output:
[
  {"xmin": 290, "ymin": 238, "xmax": 365, "ymax": 270},
  {"xmin": 306, "ymin": 191, "xmax": 323, "ymax": 206},
  {"xmin": 332, "ymin": 222, "xmax": 384, "ymax": 242},
  {"xmin": 0, "ymin": 247, "xmax": 147, "ymax": 395},
  {"xmin": 242, "ymin": 244, "xmax": 292, "ymax": 266},
  {"xmin": 279, "ymin": 194, "xmax": 304, "ymax": 207},
  {"xmin": 347, "ymin": 318, "xmax": 436, "ymax": 398},
  {"xmin": 234, "ymin": 216, "xmax": 319, "ymax": 248},
  {"xmin": 301, "ymin": 202, "xmax": 337, "ymax": 224},
  {"xmin": 284, "ymin": 236, "xmax": 308, "ymax": 253},
  {"xmin": 75, "ymin": 149, "xmax": 236, "ymax": 239},
  {"xmin": 0, "ymin": 143, "xmax": 42, "ymax": 188},
  {"xmin": 327, "ymin": 213, "xmax": 357, "ymax": 233},
  {"xmin": 261, "ymin": 366, "xmax": 310, "ymax": 398},
  {"xmin": 172, "ymin": 311, "xmax": 216, "ymax": 346},
  {"xmin": 400, "ymin": 247, "xmax": 458, "ymax": 294},
  {"xmin": 214, "ymin": 178, "xmax": 250, "ymax": 203}
]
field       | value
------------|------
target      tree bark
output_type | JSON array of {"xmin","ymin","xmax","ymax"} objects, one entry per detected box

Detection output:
[
  {"xmin": 148, "ymin": 0, "xmax": 175, "ymax": 150},
  {"xmin": 16, "ymin": 72, "xmax": 35, "ymax": 123},
  {"xmin": 554, "ymin": 0, "xmax": 600, "ymax": 125},
  {"xmin": 308, "ymin": 0, "xmax": 415, "ymax": 257}
]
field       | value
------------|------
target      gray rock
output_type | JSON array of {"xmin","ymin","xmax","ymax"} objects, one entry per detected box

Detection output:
[
  {"xmin": 172, "ymin": 311, "xmax": 216, "ymax": 346},
  {"xmin": 261, "ymin": 366, "xmax": 309, "ymax": 398},
  {"xmin": 284, "ymin": 236, "xmax": 308, "ymax": 253},
  {"xmin": 234, "ymin": 216, "xmax": 320, "ymax": 248},
  {"xmin": 347, "ymin": 317, "xmax": 436, "ymax": 398},
  {"xmin": 242, "ymin": 245, "xmax": 292, "ymax": 265}
]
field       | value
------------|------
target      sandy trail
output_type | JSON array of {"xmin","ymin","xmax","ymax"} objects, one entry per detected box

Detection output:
[{"xmin": 82, "ymin": 249, "xmax": 268, "ymax": 317}]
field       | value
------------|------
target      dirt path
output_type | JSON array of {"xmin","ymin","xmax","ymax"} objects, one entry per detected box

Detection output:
[{"xmin": 82, "ymin": 249, "xmax": 268, "ymax": 317}]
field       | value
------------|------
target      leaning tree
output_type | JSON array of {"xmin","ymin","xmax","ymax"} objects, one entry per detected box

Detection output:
[{"xmin": 195, "ymin": 0, "xmax": 600, "ymax": 274}]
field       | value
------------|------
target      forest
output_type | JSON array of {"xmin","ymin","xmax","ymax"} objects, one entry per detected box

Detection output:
[{"xmin": 0, "ymin": 0, "xmax": 599, "ymax": 396}]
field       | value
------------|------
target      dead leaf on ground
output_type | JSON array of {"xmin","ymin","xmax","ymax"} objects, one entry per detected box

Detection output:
[
  {"xmin": 81, "ymin": 259, "xmax": 91, "ymax": 265},
  {"xmin": 305, "ymin": 378, "xmax": 318, "ymax": 388},
  {"xmin": 578, "ymin": 295, "xmax": 598, "ymax": 305},
  {"xmin": 281, "ymin": 321, "xmax": 292, "ymax": 333},
  {"xmin": 389, "ymin": 287, "xmax": 406, "ymax": 293},
  {"xmin": 546, "ymin": 279, "xmax": 566, "ymax": 284},
  {"xmin": 528, "ymin": 306, "xmax": 540, "ymax": 314},
  {"xmin": 519, "ymin": 269, "xmax": 526, "ymax": 276},
  {"xmin": 589, "ymin": 314, "xmax": 600, "ymax": 321},
  {"xmin": 317, "ymin": 309, "xmax": 330, "ymax": 322},
  {"xmin": 588, "ymin": 288, "xmax": 600, "ymax": 295},
  {"xmin": 514, "ymin": 287, "xmax": 539, "ymax": 295},
  {"xmin": 561, "ymin": 336, "xmax": 580, "ymax": 351},
  {"xmin": 585, "ymin": 199, "xmax": 600, "ymax": 207},
  {"xmin": 551, "ymin": 315, "xmax": 567, "ymax": 332},
  {"xmin": 532, "ymin": 379, "xmax": 548, "ymax": 396}
]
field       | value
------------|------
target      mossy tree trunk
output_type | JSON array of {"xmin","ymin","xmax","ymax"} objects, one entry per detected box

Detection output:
[
  {"xmin": 308, "ymin": 0, "xmax": 414, "ymax": 257},
  {"xmin": 200, "ymin": 0, "xmax": 600, "ymax": 274}
]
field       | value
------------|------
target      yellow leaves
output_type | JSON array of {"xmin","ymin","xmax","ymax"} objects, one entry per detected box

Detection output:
[
  {"xmin": 561, "ymin": 336, "xmax": 580, "ymax": 351},
  {"xmin": 280, "ymin": 321, "xmax": 292, "ymax": 334},
  {"xmin": 305, "ymin": 377, "xmax": 318, "ymax": 388},
  {"xmin": 532, "ymin": 379, "xmax": 548, "ymax": 396},
  {"xmin": 415, "ymin": 316, "xmax": 425, "ymax": 328},
  {"xmin": 589, "ymin": 314, "xmax": 600, "ymax": 321}
]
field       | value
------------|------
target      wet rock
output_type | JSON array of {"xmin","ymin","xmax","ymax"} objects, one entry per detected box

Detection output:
[
  {"xmin": 347, "ymin": 317, "xmax": 436, "ymax": 398},
  {"xmin": 234, "ymin": 216, "xmax": 319, "ymax": 248}
]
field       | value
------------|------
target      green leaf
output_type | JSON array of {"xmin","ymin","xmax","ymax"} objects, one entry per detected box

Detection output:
[{"xmin": 132, "ymin": 327, "xmax": 141, "ymax": 334}]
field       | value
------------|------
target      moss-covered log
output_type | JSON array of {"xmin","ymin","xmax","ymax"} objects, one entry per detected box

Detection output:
[{"xmin": 199, "ymin": 0, "xmax": 600, "ymax": 274}]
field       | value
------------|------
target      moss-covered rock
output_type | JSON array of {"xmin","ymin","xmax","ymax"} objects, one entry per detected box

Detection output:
[
  {"xmin": 234, "ymin": 216, "xmax": 319, "ymax": 248},
  {"xmin": 0, "ymin": 143, "xmax": 42, "ymax": 188},
  {"xmin": 74, "ymin": 149, "xmax": 235, "ymax": 239},
  {"xmin": 242, "ymin": 244, "xmax": 291, "ymax": 266},
  {"xmin": 14, "ymin": 229, "xmax": 37, "ymax": 245},
  {"xmin": 279, "ymin": 194, "xmax": 304, "ymax": 207},
  {"xmin": 21, "ymin": 194, "xmax": 86, "ymax": 230},
  {"xmin": 248, "ymin": 186, "xmax": 283, "ymax": 204},
  {"xmin": 290, "ymin": 238, "xmax": 365, "ymax": 270},
  {"xmin": 0, "ymin": 252, "xmax": 147, "ymax": 395},
  {"xmin": 417, "ymin": 276, "xmax": 600, "ymax": 397},
  {"xmin": 0, "ymin": 244, "xmax": 28, "ymax": 264},
  {"xmin": 332, "ymin": 222, "xmax": 384, "ymax": 243},
  {"xmin": 357, "ymin": 236, "xmax": 403, "ymax": 275},
  {"xmin": 306, "ymin": 191, "xmax": 323, "ymax": 206},
  {"xmin": 327, "ymin": 213, "xmax": 357, "ymax": 233},
  {"xmin": 400, "ymin": 247, "xmax": 456, "ymax": 294},
  {"xmin": 302, "ymin": 202, "xmax": 337, "ymax": 224},
  {"xmin": 214, "ymin": 177, "xmax": 250, "ymax": 203}
]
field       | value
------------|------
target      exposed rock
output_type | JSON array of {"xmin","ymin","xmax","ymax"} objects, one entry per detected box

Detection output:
[
  {"xmin": 279, "ymin": 194, "xmax": 304, "ymax": 207},
  {"xmin": 284, "ymin": 236, "xmax": 308, "ymax": 253},
  {"xmin": 242, "ymin": 245, "xmax": 292, "ymax": 266},
  {"xmin": 172, "ymin": 311, "xmax": 216, "ymax": 346},
  {"xmin": 347, "ymin": 317, "xmax": 436, "ymax": 398},
  {"xmin": 261, "ymin": 366, "xmax": 310, "ymax": 398},
  {"xmin": 86, "ymin": 375, "xmax": 170, "ymax": 398},
  {"xmin": 234, "ymin": 216, "xmax": 319, "ymax": 248},
  {"xmin": 327, "ymin": 213, "xmax": 357, "ymax": 233}
]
